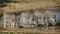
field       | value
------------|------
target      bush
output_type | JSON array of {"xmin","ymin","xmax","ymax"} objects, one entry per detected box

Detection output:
[{"xmin": 0, "ymin": 0, "xmax": 10, "ymax": 3}]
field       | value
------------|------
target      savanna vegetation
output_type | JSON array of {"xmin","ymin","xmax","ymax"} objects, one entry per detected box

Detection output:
[
  {"xmin": 0, "ymin": 0, "xmax": 60, "ymax": 13},
  {"xmin": 0, "ymin": 20, "xmax": 60, "ymax": 34},
  {"xmin": 0, "ymin": 0, "xmax": 60, "ymax": 34}
]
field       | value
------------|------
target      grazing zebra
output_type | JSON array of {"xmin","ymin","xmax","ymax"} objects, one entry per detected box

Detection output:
[
  {"xmin": 44, "ymin": 11, "xmax": 56, "ymax": 27},
  {"xmin": 34, "ymin": 9, "xmax": 45, "ymax": 27},
  {"xmin": 3, "ymin": 13, "xmax": 19, "ymax": 29},
  {"xmin": 21, "ymin": 11, "xmax": 37, "ymax": 27}
]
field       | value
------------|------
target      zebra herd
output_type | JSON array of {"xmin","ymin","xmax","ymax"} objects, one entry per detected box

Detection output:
[{"xmin": 2, "ymin": 10, "xmax": 56, "ymax": 30}]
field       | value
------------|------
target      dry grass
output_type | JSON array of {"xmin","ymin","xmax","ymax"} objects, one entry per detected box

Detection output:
[
  {"xmin": 0, "ymin": 22, "xmax": 4, "ymax": 30},
  {"xmin": 0, "ymin": 0, "xmax": 60, "ymax": 13},
  {"xmin": 0, "ymin": 29, "xmax": 60, "ymax": 34},
  {"xmin": 0, "ymin": 22, "xmax": 60, "ymax": 34}
]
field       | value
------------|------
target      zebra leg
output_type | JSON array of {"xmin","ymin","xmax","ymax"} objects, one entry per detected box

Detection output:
[
  {"xmin": 12, "ymin": 23, "xmax": 15, "ymax": 29},
  {"xmin": 33, "ymin": 18, "xmax": 38, "ymax": 28},
  {"xmin": 44, "ymin": 17, "xmax": 49, "ymax": 30},
  {"xmin": 30, "ymin": 18, "xmax": 32, "ymax": 24},
  {"xmin": 23, "ymin": 17, "xmax": 26, "ymax": 24},
  {"xmin": 4, "ymin": 19, "xmax": 7, "ymax": 29},
  {"xmin": 11, "ymin": 22, "xmax": 13, "ymax": 29},
  {"xmin": 51, "ymin": 17, "xmax": 56, "ymax": 30},
  {"xmin": 41, "ymin": 18, "xmax": 44, "ymax": 30}
]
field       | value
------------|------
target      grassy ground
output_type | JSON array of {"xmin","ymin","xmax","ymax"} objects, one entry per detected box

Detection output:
[
  {"xmin": 0, "ymin": 29, "xmax": 60, "ymax": 34},
  {"xmin": 0, "ymin": 22, "xmax": 60, "ymax": 34},
  {"xmin": 0, "ymin": 20, "xmax": 60, "ymax": 34},
  {"xmin": 0, "ymin": 22, "xmax": 4, "ymax": 30},
  {"xmin": 0, "ymin": 0, "xmax": 60, "ymax": 13}
]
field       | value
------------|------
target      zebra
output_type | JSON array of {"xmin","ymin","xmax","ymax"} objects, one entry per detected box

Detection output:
[{"xmin": 3, "ymin": 13, "xmax": 19, "ymax": 29}]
